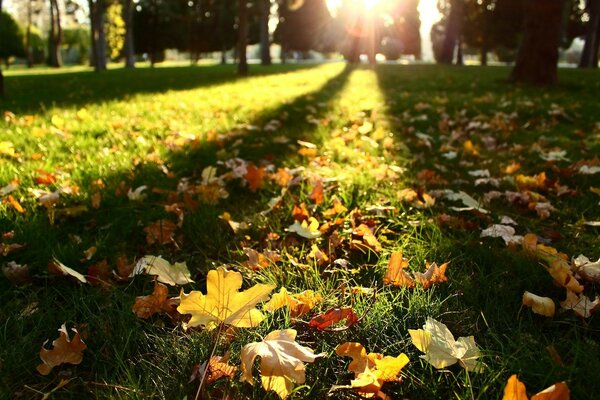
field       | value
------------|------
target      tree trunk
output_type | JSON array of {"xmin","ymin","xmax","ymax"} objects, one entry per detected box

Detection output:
[
  {"xmin": 89, "ymin": 0, "xmax": 107, "ymax": 72},
  {"xmin": 456, "ymin": 38, "xmax": 463, "ymax": 65},
  {"xmin": 440, "ymin": 0, "xmax": 464, "ymax": 64},
  {"xmin": 0, "ymin": 69, "xmax": 4, "ymax": 98},
  {"xmin": 48, "ymin": 0, "xmax": 62, "ymax": 67},
  {"xmin": 579, "ymin": 0, "xmax": 600, "ymax": 68},
  {"xmin": 259, "ymin": 0, "xmax": 271, "ymax": 65},
  {"xmin": 123, "ymin": 0, "xmax": 135, "ymax": 68},
  {"xmin": 511, "ymin": 0, "xmax": 564, "ymax": 85},
  {"xmin": 238, "ymin": 0, "xmax": 249, "ymax": 76},
  {"xmin": 26, "ymin": 0, "xmax": 34, "ymax": 67},
  {"xmin": 480, "ymin": 45, "xmax": 488, "ymax": 66},
  {"xmin": 221, "ymin": 47, "xmax": 227, "ymax": 64}
]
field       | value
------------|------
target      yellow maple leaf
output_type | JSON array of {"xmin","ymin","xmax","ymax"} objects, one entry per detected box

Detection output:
[
  {"xmin": 335, "ymin": 342, "xmax": 409, "ymax": 398},
  {"xmin": 240, "ymin": 329, "xmax": 323, "ymax": 399},
  {"xmin": 263, "ymin": 287, "xmax": 322, "ymax": 317},
  {"xmin": 409, "ymin": 317, "xmax": 481, "ymax": 372},
  {"xmin": 177, "ymin": 267, "xmax": 274, "ymax": 330}
]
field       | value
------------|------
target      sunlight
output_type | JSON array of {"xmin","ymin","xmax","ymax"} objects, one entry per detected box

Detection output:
[{"xmin": 363, "ymin": 0, "xmax": 383, "ymax": 11}]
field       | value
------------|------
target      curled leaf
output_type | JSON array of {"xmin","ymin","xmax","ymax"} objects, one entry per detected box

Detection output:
[{"xmin": 522, "ymin": 291, "xmax": 555, "ymax": 317}]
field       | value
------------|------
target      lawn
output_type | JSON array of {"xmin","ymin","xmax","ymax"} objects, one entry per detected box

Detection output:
[{"xmin": 1, "ymin": 63, "xmax": 599, "ymax": 399}]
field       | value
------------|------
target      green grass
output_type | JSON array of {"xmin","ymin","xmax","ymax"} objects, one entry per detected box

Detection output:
[{"xmin": 1, "ymin": 63, "xmax": 599, "ymax": 399}]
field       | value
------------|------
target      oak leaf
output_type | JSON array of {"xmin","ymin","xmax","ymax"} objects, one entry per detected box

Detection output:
[
  {"xmin": 241, "ymin": 329, "xmax": 322, "ymax": 399},
  {"xmin": 178, "ymin": 267, "xmax": 274, "ymax": 330},
  {"xmin": 37, "ymin": 323, "xmax": 87, "ymax": 375},
  {"xmin": 409, "ymin": 317, "xmax": 481, "ymax": 372},
  {"xmin": 383, "ymin": 251, "xmax": 415, "ymax": 288},
  {"xmin": 414, "ymin": 262, "xmax": 449, "ymax": 289}
]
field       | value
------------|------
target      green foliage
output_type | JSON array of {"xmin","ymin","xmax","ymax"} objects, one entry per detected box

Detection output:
[
  {"xmin": 63, "ymin": 27, "xmax": 91, "ymax": 64},
  {"xmin": 0, "ymin": 11, "xmax": 26, "ymax": 60}
]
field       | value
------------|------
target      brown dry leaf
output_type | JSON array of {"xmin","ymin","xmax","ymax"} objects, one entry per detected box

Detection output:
[
  {"xmin": 309, "ymin": 180, "xmax": 324, "ymax": 205},
  {"xmin": 132, "ymin": 282, "xmax": 178, "ymax": 318},
  {"xmin": 90, "ymin": 192, "xmax": 101, "ymax": 209},
  {"xmin": 7, "ymin": 195, "xmax": 25, "ymax": 213},
  {"xmin": 414, "ymin": 261, "xmax": 449, "ymax": 289},
  {"xmin": 559, "ymin": 290, "xmax": 600, "ymax": 318},
  {"xmin": 504, "ymin": 161, "xmax": 521, "ymax": 175},
  {"xmin": 271, "ymin": 168, "xmax": 293, "ymax": 187},
  {"xmin": 37, "ymin": 323, "xmax": 87, "ymax": 375},
  {"xmin": 144, "ymin": 219, "xmax": 177, "ymax": 246},
  {"xmin": 322, "ymin": 196, "xmax": 348, "ymax": 218},
  {"xmin": 383, "ymin": 251, "xmax": 415, "ymax": 288},
  {"xmin": 352, "ymin": 224, "xmax": 382, "ymax": 253},
  {"xmin": 87, "ymin": 259, "xmax": 112, "ymax": 287},
  {"xmin": 34, "ymin": 170, "xmax": 57, "ymax": 185},
  {"xmin": 240, "ymin": 329, "xmax": 323, "ymax": 399},
  {"xmin": 0, "ymin": 242, "xmax": 24, "ymax": 256},
  {"xmin": 2, "ymin": 261, "xmax": 31, "ymax": 286},
  {"xmin": 263, "ymin": 288, "xmax": 323, "ymax": 318},
  {"xmin": 292, "ymin": 203, "xmax": 310, "ymax": 222},
  {"xmin": 245, "ymin": 163, "xmax": 266, "ymax": 192},
  {"xmin": 243, "ymin": 248, "xmax": 281, "ymax": 271},
  {"xmin": 204, "ymin": 353, "xmax": 238, "ymax": 384},
  {"xmin": 82, "ymin": 246, "xmax": 97, "ymax": 261},
  {"xmin": 522, "ymin": 291, "xmax": 555, "ymax": 317}
]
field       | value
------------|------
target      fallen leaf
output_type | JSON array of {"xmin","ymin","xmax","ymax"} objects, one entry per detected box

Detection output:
[
  {"xmin": 481, "ymin": 225, "xmax": 523, "ymax": 246},
  {"xmin": 445, "ymin": 190, "xmax": 488, "ymax": 214},
  {"xmin": 2, "ymin": 261, "xmax": 31, "ymax": 286},
  {"xmin": 48, "ymin": 260, "xmax": 88, "ymax": 284},
  {"xmin": 193, "ymin": 353, "xmax": 238, "ymax": 384},
  {"xmin": 7, "ymin": 195, "xmax": 25, "ymax": 213},
  {"xmin": 322, "ymin": 196, "xmax": 348, "ymax": 218},
  {"xmin": 502, "ymin": 375, "xmax": 570, "ymax": 400},
  {"xmin": 335, "ymin": 342, "xmax": 409, "ymax": 398},
  {"xmin": 559, "ymin": 290, "xmax": 600, "ymax": 318},
  {"xmin": 409, "ymin": 317, "xmax": 481, "ymax": 372},
  {"xmin": 383, "ymin": 251, "xmax": 415, "ymax": 288},
  {"xmin": 132, "ymin": 255, "xmax": 194, "ymax": 286},
  {"xmin": 522, "ymin": 291, "xmax": 555, "ymax": 317},
  {"xmin": 144, "ymin": 219, "xmax": 177, "ymax": 246},
  {"xmin": 178, "ymin": 267, "xmax": 274, "ymax": 330},
  {"xmin": 414, "ymin": 262, "xmax": 449, "ymax": 289},
  {"xmin": 288, "ymin": 217, "xmax": 322, "ymax": 239},
  {"xmin": 132, "ymin": 282, "xmax": 178, "ymax": 318},
  {"xmin": 308, "ymin": 307, "xmax": 359, "ymax": 330},
  {"xmin": 309, "ymin": 180, "xmax": 324, "ymax": 205},
  {"xmin": 572, "ymin": 254, "xmax": 600, "ymax": 283},
  {"xmin": 263, "ymin": 287, "xmax": 322, "ymax": 317},
  {"xmin": 352, "ymin": 224, "xmax": 382, "ymax": 253},
  {"xmin": 240, "ymin": 329, "xmax": 323, "ymax": 399},
  {"xmin": 37, "ymin": 323, "xmax": 87, "ymax": 375},
  {"xmin": 245, "ymin": 163, "xmax": 266, "ymax": 192}
]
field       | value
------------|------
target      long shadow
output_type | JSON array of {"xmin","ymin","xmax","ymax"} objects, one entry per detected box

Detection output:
[{"xmin": 0, "ymin": 63, "xmax": 319, "ymax": 114}]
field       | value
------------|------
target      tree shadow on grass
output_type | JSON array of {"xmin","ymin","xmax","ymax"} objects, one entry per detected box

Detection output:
[
  {"xmin": 0, "ymin": 63, "xmax": 319, "ymax": 114},
  {"xmin": 0, "ymin": 64, "xmax": 353, "ymax": 398}
]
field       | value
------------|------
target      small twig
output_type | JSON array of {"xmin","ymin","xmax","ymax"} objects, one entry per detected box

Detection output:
[{"xmin": 87, "ymin": 381, "xmax": 138, "ymax": 392}]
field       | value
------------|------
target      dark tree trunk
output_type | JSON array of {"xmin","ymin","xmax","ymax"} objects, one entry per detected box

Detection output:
[
  {"xmin": 440, "ymin": 0, "xmax": 464, "ymax": 64},
  {"xmin": 579, "ymin": 0, "xmax": 600, "ymax": 68},
  {"xmin": 456, "ymin": 38, "xmax": 463, "ymax": 65},
  {"xmin": 259, "ymin": 0, "xmax": 271, "ymax": 65},
  {"xmin": 123, "ymin": 0, "xmax": 135, "ymax": 68},
  {"xmin": 480, "ymin": 45, "xmax": 488, "ymax": 66},
  {"xmin": 48, "ymin": 0, "xmax": 63, "ymax": 67},
  {"xmin": 238, "ymin": 0, "xmax": 249, "ymax": 76},
  {"xmin": 511, "ymin": 0, "xmax": 564, "ymax": 85},
  {"xmin": 221, "ymin": 47, "xmax": 227, "ymax": 64},
  {"xmin": 89, "ymin": 0, "xmax": 107, "ymax": 72},
  {"xmin": 0, "ymin": 70, "xmax": 4, "ymax": 98}
]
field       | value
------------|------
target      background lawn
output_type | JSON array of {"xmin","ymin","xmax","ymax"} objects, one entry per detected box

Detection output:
[{"xmin": 1, "ymin": 63, "xmax": 599, "ymax": 399}]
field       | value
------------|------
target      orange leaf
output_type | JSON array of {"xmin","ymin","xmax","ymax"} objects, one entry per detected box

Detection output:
[
  {"xmin": 87, "ymin": 259, "xmax": 112, "ymax": 287},
  {"xmin": 7, "ymin": 195, "xmax": 25, "ymax": 213},
  {"xmin": 37, "ymin": 324, "xmax": 87, "ymax": 375},
  {"xmin": 205, "ymin": 353, "xmax": 238, "ymax": 383},
  {"xmin": 292, "ymin": 203, "xmax": 310, "ymax": 222},
  {"xmin": 352, "ymin": 224, "xmax": 382, "ymax": 253},
  {"xmin": 414, "ymin": 261, "xmax": 449, "ymax": 289},
  {"xmin": 132, "ymin": 282, "xmax": 178, "ymax": 318},
  {"xmin": 34, "ymin": 170, "xmax": 57, "ymax": 185},
  {"xmin": 502, "ymin": 375, "xmax": 570, "ymax": 400},
  {"xmin": 245, "ymin": 163, "xmax": 266, "ymax": 192},
  {"xmin": 502, "ymin": 375, "xmax": 528, "ymax": 400},
  {"xmin": 309, "ymin": 180, "xmax": 324, "ymax": 205},
  {"xmin": 383, "ymin": 251, "xmax": 415, "ymax": 288},
  {"xmin": 322, "ymin": 197, "xmax": 348, "ymax": 218},
  {"xmin": 308, "ymin": 307, "xmax": 359, "ymax": 330}
]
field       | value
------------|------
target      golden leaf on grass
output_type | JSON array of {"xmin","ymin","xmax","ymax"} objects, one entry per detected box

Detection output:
[
  {"xmin": 414, "ymin": 262, "xmax": 449, "ymax": 289},
  {"xmin": 335, "ymin": 342, "xmax": 409, "ymax": 398},
  {"xmin": 288, "ymin": 217, "xmax": 322, "ymax": 239},
  {"xmin": 383, "ymin": 251, "xmax": 415, "ymax": 288},
  {"xmin": 133, "ymin": 255, "xmax": 194, "ymax": 286},
  {"xmin": 132, "ymin": 282, "xmax": 178, "ymax": 318},
  {"xmin": 178, "ymin": 267, "xmax": 274, "ymax": 330},
  {"xmin": 37, "ymin": 323, "xmax": 87, "ymax": 375},
  {"xmin": 240, "ymin": 329, "xmax": 323, "ymax": 399},
  {"xmin": 352, "ymin": 224, "xmax": 382, "ymax": 253},
  {"xmin": 322, "ymin": 196, "xmax": 348, "ymax": 218},
  {"xmin": 502, "ymin": 375, "xmax": 570, "ymax": 400},
  {"xmin": 309, "ymin": 180, "xmax": 324, "ymax": 205},
  {"xmin": 409, "ymin": 317, "xmax": 481, "ymax": 372},
  {"xmin": 192, "ymin": 353, "xmax": 238, "ymax": 384},
  {"xmin": 522, "ymin": 291, "xmax": 555, "ymax": 317},
  {"xmin": 263, "ymin": 288, "xmax": 322, "ymax": 317},
  {"xmin": 7, "ymin": 195, "xmax": 25, "ymax": 213},
  {"xmin": 559, "ymin": 290, "xmax": 600, "ymax": 318}
]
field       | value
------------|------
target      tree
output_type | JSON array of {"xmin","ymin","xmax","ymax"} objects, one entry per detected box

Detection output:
[
  {"xmin": 580, "ymin": 0, "xmax": 600, "ymax": 67},
  {"xmin": 238, "ymin": 0, "xmax": 249, "ymax": 75},
  {"xmin": 386, "ymin": 0, "xmax": 421, "ymax": 59},
  {"xmin": 0, "ymin": 11, "xmax": 26, "ymax": 96},
  {"xmin": 48, "ymin": 0, "xmax": 63, "ymax": 67},
  {"xmin": 123, "ymin": 0, "xmax": 135, "ymax": 68},
  {"xmin": 63, "ymin": 27, "xmax": 91, "ymax": 64},
  {"xmin": 510, "ymin": 0, "xmax": 565, "ymax": 85},
  {"xmin": 439, "ymin": 0, "xmax": 464, "ymax": 64},
  {"xmin": 89, "ymin": 0, "xmax": 107, "ymax": 71},
  {"xmin": 105, "ymin": 1, "xmax": 126, "ymax": 61},
  {"xmin": 259, "ymin": 0, "xmax": 271, "ymax": 65}
]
